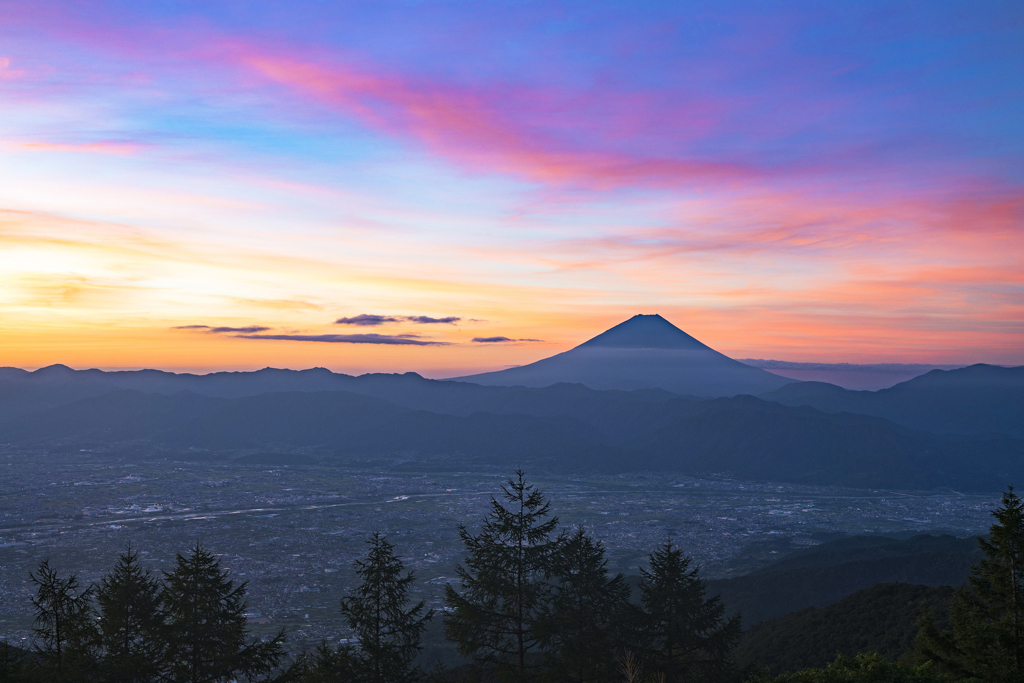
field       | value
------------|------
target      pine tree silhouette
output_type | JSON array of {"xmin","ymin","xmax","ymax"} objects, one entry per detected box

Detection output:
[
  {"xmin": 29, "ymin": 559, "xmax": 98, "ymax": 683},
  {"xmin": 95, "ymin": 542, "xmax": 166, "ymax": 683},
  {"xmin": 161, "ymin": 542, "xmax": 286, "ymax": 683},
  {"xmin": 339, "ymin": 532, "xmax": 432, "ymax": 683},
  {"xmin": 633, "ymin": 542, "xmax": 740, "ymax": 683},
  {"xmin": 537, "ymin": 527, "xmax": 630, "ymax": 682},
  {"xmin": 0, "ymin": 640, "xmax": 29, "ymax": 683},
  {"xmin": 919, "ymin": 485, "xmax": 1024, "ymax": 682},
  {"xmin": 444, "ymin": 469, "xmax": 561, "ymax": 681}
]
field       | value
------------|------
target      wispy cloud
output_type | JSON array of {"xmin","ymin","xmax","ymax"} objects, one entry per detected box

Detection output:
[
  {"xmin": 335, "ymin": 314, "xmax": 460, "ymax": 326},
  {"xmin": 405, "ymin": 315, "xmax": 460, "ymax": 324},
  {"xmin": 174, "ymin": 325, "xmax": 271, "ymax": 334},
  {"xmin": 0, "ymin": 57, "xmax": 26, "ymax": 81},
  {"xmin": 334, "ymin": 314, "xmax": 400, "ymax": 326},
  {"xmin": 472, "ymin": 336, "xmax": 543, "ymax": 343},
  {"xmin": 8, "ymin": 140, "xmax": 147, "ymax": 156},
  {"xmin": 1, "ymin": 4, "xmax": 1022, "ymax": 369},
  {"xmin": 236, "ymin": 333, "xmax": 448, "ymax": 346},
  {"xmin": 237, "ymin": 48, "xmax": 752, "ymax": 191}
]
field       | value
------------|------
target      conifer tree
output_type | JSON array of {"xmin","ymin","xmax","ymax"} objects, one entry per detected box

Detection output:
[
  {"xmin": 919, "ymin": 485, "xmax": 1024, "ymax": 682},
  {"xmin": 290, "ymin": 642, "xmax": 363, "ymax": 683},
  {"xmin": 536, "ymin": 527, "xmax": 630, "ymax": 683},
  {"xmin": 0, "ymin": 640, "xmax": 30, "ymax": 683},
  {"xmin": 29, "ymin": 558, "xmax": 98, "ymax": 682},
  {"xmin": 161, "ymin": 542, "xmax": 286, "ymax": 683},
  {"xmin": 444, "ymin": 470, "xmax": 561, "ymax": 681},
  {"xmin": 340, "ymin": 532, "xmax": 432, "ymax": 683},
  {"xmin": 774, "ymin": 652, "xmax": 951, "ymax": 682},
  {"xmin": 633, "ymin": 542, "xmax": 740, "ymax": 683},
  {"xmin": 95, "ymin": 543, "xmax": 165, "ymax": 683}
]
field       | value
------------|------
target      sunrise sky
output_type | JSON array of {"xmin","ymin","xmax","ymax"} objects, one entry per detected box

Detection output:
[{"xmin": 1, "ymin": 1, "xmax": 1021, "ymax": 375}]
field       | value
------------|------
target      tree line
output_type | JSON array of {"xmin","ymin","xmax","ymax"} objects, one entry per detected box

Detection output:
[{"xmin": 2, "ymin": 472, "xmax": 1024, "ymax": 683}]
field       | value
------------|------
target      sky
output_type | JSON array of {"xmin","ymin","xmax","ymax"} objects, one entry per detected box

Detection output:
[{"xmin": 0, "ymin": 1, "xmax": 1021, "ymax": 376}]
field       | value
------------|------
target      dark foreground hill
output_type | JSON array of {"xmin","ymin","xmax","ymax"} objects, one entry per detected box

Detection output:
[
  {"xmin": 734, "ymin": 582, "xmax": 955, "ymax": 674},
  {"xmin": 763, "ymin": 364, "xmax": 1024, "ymax": 439},
  {"xmin": 707, "ymin": 534, "xmax": 978, "ymax": 625},
  {"xmin": 2, "ymin": 389, "xmax": 1022, "ymax": 489}
]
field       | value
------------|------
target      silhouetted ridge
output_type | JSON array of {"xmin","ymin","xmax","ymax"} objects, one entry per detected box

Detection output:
[
  {"xmin": 34, "ymin": 364, "xmax": 77, "ymax": 376},
  {"xmin": 763, "ymin": 363, "xmax": 1024, "ymax": 438}
]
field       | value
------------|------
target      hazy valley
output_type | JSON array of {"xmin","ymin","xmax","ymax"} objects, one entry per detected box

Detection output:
[{"xmin": 2, "ymin": 315, "xmax": 1022, "ymax": 680}]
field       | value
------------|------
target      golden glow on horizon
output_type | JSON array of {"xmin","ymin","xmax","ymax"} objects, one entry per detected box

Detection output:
[
  {"xmin": 1, "ymin": 200, "xmax": 1019, "ymax": 374},
  {"xmin": 0, "ymin": 6, "xmax": 1021, "ymax": 373}
]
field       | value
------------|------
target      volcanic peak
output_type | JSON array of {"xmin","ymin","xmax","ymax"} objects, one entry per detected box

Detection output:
[{"xmin": 578, "ymin": 314, "xmax": 712, "ymax": 351}]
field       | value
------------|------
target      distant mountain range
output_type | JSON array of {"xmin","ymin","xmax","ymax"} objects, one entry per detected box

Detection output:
[
  {"xmin": 764, "ymin": 364, "xmax": 1024, "ymax": 439},
  {"xmin": 1, "ymin": 314, "xmax": 1021, "ymax": 490},
  {"xmin": 739, "ymin": 360, "xmax": 966, "ymax": 391}
]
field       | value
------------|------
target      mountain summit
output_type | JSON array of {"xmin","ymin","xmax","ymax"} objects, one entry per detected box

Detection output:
[
  {"xmin": 579, "ymin": 314, "xmax": 712, "ymax": 350},
  {"xmin": 452, "ymin": 314, "xmax": 795, "ymax": 397}
]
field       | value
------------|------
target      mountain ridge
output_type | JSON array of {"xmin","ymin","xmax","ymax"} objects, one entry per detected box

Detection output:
[
  {"xmin": 3, "ymin": 386, "xmax": 1021, "ymax": 490},
  {"xmin": 763, "ymin": 363, "xmax": 1024, "ymax": 438}
]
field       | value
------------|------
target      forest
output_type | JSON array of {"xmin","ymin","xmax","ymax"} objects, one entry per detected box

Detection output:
[{"xmin": 2, "ymin": 472, "xmax": 1022, "ymax": 683}]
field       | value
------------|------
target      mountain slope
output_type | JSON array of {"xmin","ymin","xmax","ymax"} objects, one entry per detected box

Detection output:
[
  {"xmin": 707, "ymin": 534, "xmax": 977, "ymax": 626},
  {"xmin": 453, "ymin": 314, "xmax": 795, "ymax": 397},
  {"xmin": 762, "ymin": 364, "xmax": 1024, "ymax": 438},
  {"xmin": 734, "ymin": 583, "xmax": 955, "ymax": 674},
  {"xmin": 633, "ymin": 395, "xmax": 1024, "ymax": 489},
  {"xmin": 0, "ymin": 390, "xmax": 619, "ymax": 468},
  {"xmin": 2, "ymin": 389, "xmax": 1021, "ymax": 489}
]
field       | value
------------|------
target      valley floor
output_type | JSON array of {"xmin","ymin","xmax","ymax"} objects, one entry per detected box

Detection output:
[{"xmin": 0, "ymin": 449, "xmax": 995, "ymax": 651}]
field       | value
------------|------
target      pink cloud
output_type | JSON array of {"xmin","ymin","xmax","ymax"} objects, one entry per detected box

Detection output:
[
  {"xmin": 233, "ymin": 47, "xmax": 752, "ymax": 190},
  {"xmin": 0, "ymin": 57, "xmax": 26, "ymax": 80},
  {"xmin": 10, "ymin": 140, "xmax": 147, "ymax": 156}
]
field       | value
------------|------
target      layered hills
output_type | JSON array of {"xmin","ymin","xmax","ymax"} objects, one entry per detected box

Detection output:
[
  {"xmin": 1, "ymin": 385, "xmax": 1021, "ymax": 490},
  {"xmin": 1, "ymin": 314, "xmax": 1021, "ymax": 490},
  {"xmin": 764, "ymin": 364, "xmax": 1024, "ymax": 439}
]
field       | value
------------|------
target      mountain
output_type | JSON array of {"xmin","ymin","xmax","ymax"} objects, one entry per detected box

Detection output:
[
  {"xmin": 762, "ymin": 364, "xmax": 1024, "ymax": 439},
  {"xmin": 452, "ymin": 314, "xmax": 795, "ymax": 397},
  {"xmin": 0, "ymin": 363, "xmax": 685, "ymax": 426},
  {"xmin": 734, "ymin": 582, "xmax": 955, "ymax": 674},
  {"xmin": 1, "ymin": 329, "xmax": 1020, "ymax": 489},
  {"xmin": 2, "ymin": 389, "xmax": 1021, "ymax": 490},
  {"xmin": 739, "ymin": 360, "xmax": 965, "ymax": 391},
  {"xmin": 707, "ymin": 534, "xmax": 978, "ymax": 626},
  {"xmin": 633, "ymin": 395, "xmax": 1024, "ymax": 489},
  {"xmin": 0, "ymin": 389, "xmax": 620, "ymax": 468}
]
